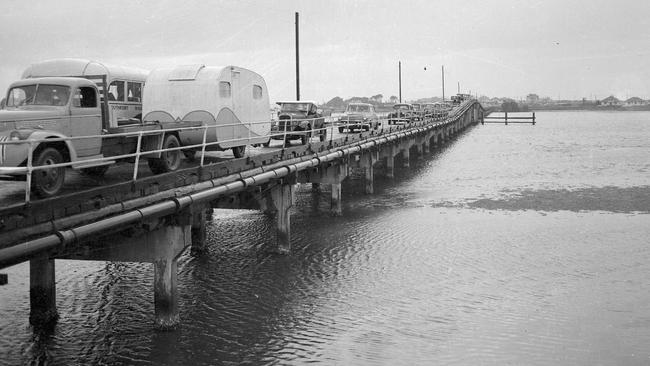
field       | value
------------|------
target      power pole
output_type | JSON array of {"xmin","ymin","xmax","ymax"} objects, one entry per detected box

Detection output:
[
  {"xmin": 441, "ymin": 65, "xmax": 445, "ymax": 102},
  {"xmin": 295, "ymin": 12, "xmax": 300, "ymax": 101},
  {"xmin": 399, "ymin": 61, "xmax": 402, "ymax": 103}
]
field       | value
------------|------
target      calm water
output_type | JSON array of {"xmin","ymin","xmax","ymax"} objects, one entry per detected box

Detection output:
[{"xmin": 1, "ymin": 111, "xmax": 649, "ymax": 365}]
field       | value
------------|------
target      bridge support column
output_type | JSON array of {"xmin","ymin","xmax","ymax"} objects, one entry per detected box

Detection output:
[
  {"xmin": 29, "ymin": 254, "xmax": 58, "ymax": 327},
  {"xmin": 423, "ymin": 141, "xmax": 430, "ymax": 155},
  {"xmin": 402, "ymin": 147, "xmax": 410, "ymax": 168},
  {"xmin": 331, "ymin": 183, "xmax": 342, "ymax": 216},
  {"xmin": 363, "ymin": 151, "xmax": 378, "ymax": 194},
  {"xmin": 58, "ymin": 221, "xmax": 191, "ymax": 330},
  {"xmin": 269, "ymin": 182, "xmax": 294, "ymax": 253},
  {"xmin": 150, "ymin": 225, "xmax": 188, "ymax": 329},
  {"xmin": 386, "ymin": 146, "xmax": 395, "ymax": 178},
  {"xmin": 191, "ymin": 206, "xmax": 208, "ymax": 256}
]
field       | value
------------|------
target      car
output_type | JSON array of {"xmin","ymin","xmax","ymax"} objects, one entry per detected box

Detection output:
[
  {"xmin": 270, "ymin": 101, "xmax": 327, "ymax": 145},
  {"xmin": 411, "ymin": 103, "xmax": 425, "ymax": 121},
  {"xmin": 338, "ymin": 103, "xmax": 380, "ymax": 132},
  {"xmin": 387, "ymin": 103, "xmax": 415, "ymax": 125},
  {"xmin": 423, "ymin": 102, "xmax": 449, "ymax": 120}
]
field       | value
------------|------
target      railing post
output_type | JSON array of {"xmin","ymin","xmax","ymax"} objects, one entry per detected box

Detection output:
[
  {"xmin": 24, "ymin": 140, "xmax": 34, "ymax": 203},
  {"xmin": 505, "ymin": 112, "xmax": 508, "ymax": 125},
  {"xmin": 200, "ymin": 126, "xmax": 208, "ymax": 166},
  {"xmin": 132, "ymin": 131, "xmax": 143, "ymax": 181},
  {"xmin": 532, "ymin": 112, "xmax": 536, "ymax": 125}
]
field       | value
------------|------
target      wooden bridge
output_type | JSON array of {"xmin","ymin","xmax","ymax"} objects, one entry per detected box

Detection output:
[{"xmin": 0, "ymin": 100, "xmax": 484, "ymax": 329}]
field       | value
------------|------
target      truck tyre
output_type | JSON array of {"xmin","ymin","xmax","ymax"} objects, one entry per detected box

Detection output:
[
  {"xmin": 148, "ymin": 134, "xmax": 181, "ymax": 174},
  {"xmin": 81, "ymin": 165, "xmax": 109, "ymax": 177},
  {"xmin": 32, "ymin": 147, "xmax": 65, "ymax": 198},
  {"xmin": 232, "ymin": 145, "xmax": 246, "ymax": 158}
]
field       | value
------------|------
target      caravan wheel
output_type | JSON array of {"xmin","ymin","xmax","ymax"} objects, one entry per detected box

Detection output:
[
  {"xmin": 232, "ymin": 145, "xmax": 246, "ymax": 158},
  {"xmin": 148, "ymin": 134, "xmax": 182, "ymax": 174}
]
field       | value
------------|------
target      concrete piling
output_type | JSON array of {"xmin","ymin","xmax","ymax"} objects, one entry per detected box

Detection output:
[{"xmin": 29, "ymin": 255, "xmax": 58, "ymax": 326}]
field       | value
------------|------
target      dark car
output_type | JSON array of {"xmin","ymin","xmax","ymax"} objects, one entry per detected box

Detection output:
[
  {"xmin": 270, "ymin": 101, "xmax": 327, "ymax": 145},
  {"xmin": 338, "ymin": 103, "xmax": 380, "ymax": 132},
  {"xmin": 387, "ymin": 103, "xmax": 415, "ymax": 125}
]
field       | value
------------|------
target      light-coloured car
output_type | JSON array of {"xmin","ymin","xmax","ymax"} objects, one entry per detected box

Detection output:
[{"xmin": 338, "ymin": 103, "xmax": 379, "ymax": 132}]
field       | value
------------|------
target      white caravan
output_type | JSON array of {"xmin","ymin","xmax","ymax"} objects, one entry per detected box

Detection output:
[{"xmin": 142, "ymin": 64, "xmax": 271, "ymax": 158}]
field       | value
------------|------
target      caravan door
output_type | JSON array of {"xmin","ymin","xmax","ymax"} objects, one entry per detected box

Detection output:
[{"xmin": 230, "ymin": 69, "xmax": 248, "ymax": 144}]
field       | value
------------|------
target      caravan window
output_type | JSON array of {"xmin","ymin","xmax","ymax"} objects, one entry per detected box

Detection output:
[
  {"xmin": 219, "ymin": 82, "xmax": 231, "ymax": 98},
  {"xmin": 253, "ymin": 85, "xmax": 263, "ymax": 99},
  {"xmin": 108, "ymin": 80, "xmax": 124, "ymax": 101},
  {"xmin": 127, "ymin": 82, "xmax": 142, "ymax": 102}
]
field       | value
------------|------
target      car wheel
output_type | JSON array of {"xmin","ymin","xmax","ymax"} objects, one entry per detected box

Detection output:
[{"xmin": 32, "ymin": 147, "xmax": 66, "ymax": 198}]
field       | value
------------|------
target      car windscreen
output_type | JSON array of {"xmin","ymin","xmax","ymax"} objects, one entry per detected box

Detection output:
[
  {"xmin": 280, "ymin": 103, "xmax": 311, "ymax": 113},
  {"xmin": 6, "ymin": 84, "xmax": 70, "ymax": 107},
  {"xmin": 347, "ymin": 105, "xmax": 370, "ymax": 113}
]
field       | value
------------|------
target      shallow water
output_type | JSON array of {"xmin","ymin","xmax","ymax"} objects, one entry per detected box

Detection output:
[{"xmin": 1, "ymin": 111, "xmax": 650, "ymax": 365}]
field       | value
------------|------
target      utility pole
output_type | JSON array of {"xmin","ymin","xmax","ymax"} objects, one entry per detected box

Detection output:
[
  {"xmin": 398, "ymin": 61, "xmax": 402, "ymax": 103},
  {"xmin": 441, "ymin": 65, "xmax": 445, "ymax": 102},
  {"xmin": 295, "ymin": 12, "xmax": 300, "ymax": 100},
  {"xmin": 457, "ymin": 81, "xmax": 460, "ymax": 94}
]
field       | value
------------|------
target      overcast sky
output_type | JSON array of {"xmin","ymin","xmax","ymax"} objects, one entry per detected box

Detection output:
[{"xmin": 2, "ymin": 0, "xmax": 650, "ymax": 102}]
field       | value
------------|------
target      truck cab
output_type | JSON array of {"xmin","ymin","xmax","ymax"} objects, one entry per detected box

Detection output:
[{"xmin": 0, "ymin": 77, "xmax": 105, "ymax": 196}]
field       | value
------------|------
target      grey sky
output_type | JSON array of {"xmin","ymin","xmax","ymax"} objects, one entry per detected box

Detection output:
[{"xmin": 1, "ymin": 0, "xmax": 649, "ymax": 102}]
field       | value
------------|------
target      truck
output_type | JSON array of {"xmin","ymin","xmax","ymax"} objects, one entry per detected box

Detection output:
[
  {"xmin": 0, "ymin": 60, "xmax": 270, "ymax": 198},
  {"xmin": 269, "ymin": 101, "xmax": 326, "ymax": 145},
  {"xmin": 141, "ymin": 64, "xmax": 272, "ymax": 159}
]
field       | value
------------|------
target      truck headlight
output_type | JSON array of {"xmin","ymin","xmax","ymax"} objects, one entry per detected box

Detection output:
[{"xmin": 9, "ymin": 130, "xmax": 29, "ymax": 141}]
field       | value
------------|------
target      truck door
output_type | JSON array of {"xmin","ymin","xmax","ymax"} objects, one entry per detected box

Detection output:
[{"xmin": 70, "ymin": 86, "xmax": 102, "ymax": 157}]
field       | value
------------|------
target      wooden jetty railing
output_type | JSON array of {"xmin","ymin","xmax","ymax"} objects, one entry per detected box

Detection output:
[{"xmin": 482, "ymin": 111, "xmax": 535, "ymax": 125}]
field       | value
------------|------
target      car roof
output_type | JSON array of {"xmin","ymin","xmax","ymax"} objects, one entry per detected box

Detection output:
[{"xmin": 276, "ymin": 100, "xmax": 318, "ymax": 105}]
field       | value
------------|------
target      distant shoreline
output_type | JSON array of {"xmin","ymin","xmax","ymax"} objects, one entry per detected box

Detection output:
[{"xmin": 528, "ymin": 105, "xmax": 650, "ymax": 112}]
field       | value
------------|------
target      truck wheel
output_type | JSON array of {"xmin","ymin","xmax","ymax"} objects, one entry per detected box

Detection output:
[
  {"xmin": 338, "ymin": 126, "xmax": 344, "ymax": 133},
  {"xmin": 232, "ymin": 145, "xmax": 246, "ymax": 158},
  {"xmin": 183, "ymin": 150, "xmax": 196, "ymax": 162},
  {"xmin": 319, "ymin": 128, "xmax": 327, "ymax": 142},
  {"xmin": 148, "ymin": 134, "xmax": 181, "ymax": 174},
  {"xmin": 81, "ymin": 165, "xmax": 109, "ymax": 177},
  {"xmin": 32, "ymin": 147, "xmax": 65, "ymax": 198}
]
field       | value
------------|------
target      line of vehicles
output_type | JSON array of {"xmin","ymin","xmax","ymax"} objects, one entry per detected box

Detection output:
[{"xmin": 0, "ymin": 58, "xmax": 470, "ymax": 198}]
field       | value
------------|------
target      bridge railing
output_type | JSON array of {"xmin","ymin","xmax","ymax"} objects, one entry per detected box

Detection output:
[{"xmin": 0, "ymin": 101, "xmax": 478, "ymax": 203}]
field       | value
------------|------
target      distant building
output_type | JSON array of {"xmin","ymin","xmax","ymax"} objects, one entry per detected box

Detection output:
[
  {"xmin": 526, "ymin": 94, "xmax": 540, "ymax": 104},
  {"xmin": 625, "ymin": 97, "xmax": 645, "ymax": 106},
  {"xmin": 601, "ymin": 96, "xmax": 621, "ymax": 106}
]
